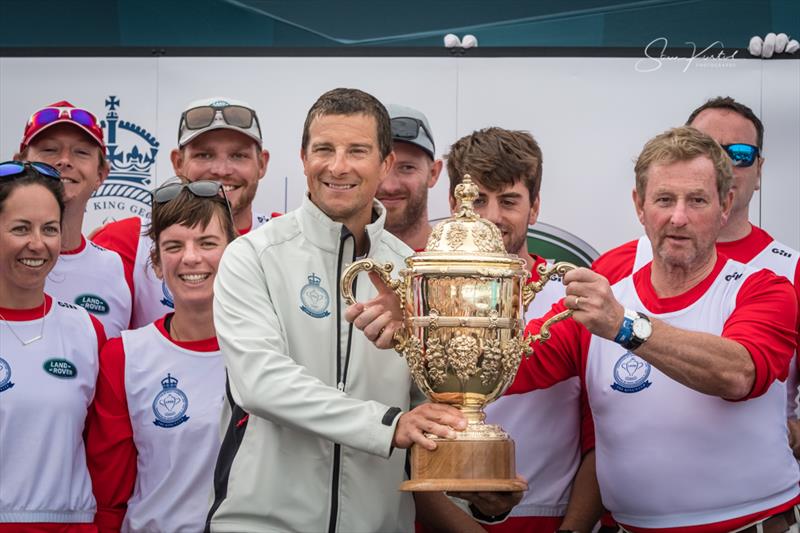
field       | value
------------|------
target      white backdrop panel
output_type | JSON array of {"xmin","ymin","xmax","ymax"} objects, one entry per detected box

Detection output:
[{"xmin": 0, "ymin": 56, "xmax": 797, "ymax": 254}]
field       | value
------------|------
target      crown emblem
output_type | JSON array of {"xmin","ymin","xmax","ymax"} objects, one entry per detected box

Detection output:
[
  {"xmin": 161, "ymin": 373, "xmax": 179, "ymax": 389},
  {"xmin": 307, "ymin": 273, "xmax": 322, "ymax": 285},
  {"xmin": 101, "ymin": 96, "xmax": 159, "ymax": 185},
  {"xmin": 210, "ymin": 100, "xmax": 230, "ymax": 107}
]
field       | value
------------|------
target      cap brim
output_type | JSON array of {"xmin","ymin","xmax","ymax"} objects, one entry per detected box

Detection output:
[
  {"xmin": 22, "ymin": 119, "xmax": 105, "ymax": 151},
  {"xmin": 394, "ymin": 138, "xmax": 435, "ymax": 160}
]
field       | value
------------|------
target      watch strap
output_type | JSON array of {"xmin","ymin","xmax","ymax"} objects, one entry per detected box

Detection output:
[{"xmin": 614, "ymin": 308, "xmax": 637, "ymax": 347}]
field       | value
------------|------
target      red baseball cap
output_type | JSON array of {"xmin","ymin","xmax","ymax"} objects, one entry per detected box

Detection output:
[{"xmin": 20, "ymin": 100, "xmax": 105, "ymax": 153}]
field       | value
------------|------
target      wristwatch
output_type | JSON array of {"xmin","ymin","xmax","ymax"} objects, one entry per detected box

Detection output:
[{"xmin": 614, "ymin": 308, "xmax": 652, "ymax": 350}]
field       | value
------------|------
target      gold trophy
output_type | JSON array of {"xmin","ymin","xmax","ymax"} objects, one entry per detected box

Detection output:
[{"xmin": 341, "ymin": 176, "xmax": 576, "ymax": 492}]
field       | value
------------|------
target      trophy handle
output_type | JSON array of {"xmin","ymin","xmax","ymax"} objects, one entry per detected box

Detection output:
[
  {"xmin": 522, "ymin": 261, "xmax": 578, "ymax": 345},
  {"xmin": 341, "ymin": 259, "xmax": 404, "ymax": 306}
]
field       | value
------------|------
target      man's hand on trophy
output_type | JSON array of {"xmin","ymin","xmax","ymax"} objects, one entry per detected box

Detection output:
[
  {"xmin": 562, "ymin": 267, "xmax": 624, "ymax": 340},
  {"xmin": 345, "ymin": 271, "xmax": 404, "ymax": 349},
  {"xmin": 392, "ymin": 403, "xmax": 467, "ymax": 450},
  {"xmin": 448, "ymin": 479, "xmax": 525, "ymax": 518}
]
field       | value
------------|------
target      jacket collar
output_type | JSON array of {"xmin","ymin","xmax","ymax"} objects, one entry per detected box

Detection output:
[{"xmin": 298, "ymin": 194, "xmax": 388, "ymax": 255}]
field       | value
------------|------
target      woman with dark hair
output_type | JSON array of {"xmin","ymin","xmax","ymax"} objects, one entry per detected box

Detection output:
[
  {"xmin": 0, "ymin": 161, "xmax": 107, "ymax": 531},
  {"xmin": 87, "ymin": 180, "xmax": 236, "ymax": 533}
]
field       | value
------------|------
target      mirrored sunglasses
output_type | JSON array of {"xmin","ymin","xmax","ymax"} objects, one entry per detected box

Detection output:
[
  {"xmin": 182, "ymin": 105, "xmax": 258, "ymax": 131},
  {"xmin": 722, "ymin": 143, "xmax": 760, "ymax": 168},
  {"xmin": 0, "ymin": 160, "xmax": 61, "ymax": 181},
  {"xmin": 29, "ymin": 107, "xmax": 100, "ymax": 131}
]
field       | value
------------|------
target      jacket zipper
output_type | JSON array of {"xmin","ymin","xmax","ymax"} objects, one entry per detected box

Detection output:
[{"xmin": 328, "ymin": 228, "xmax": 357, "ymax": 533}]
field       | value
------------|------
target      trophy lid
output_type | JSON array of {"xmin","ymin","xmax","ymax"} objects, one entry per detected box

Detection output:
[{"xmin": 425, "ymin": 175, "xmax": 507, "ymax": 255}]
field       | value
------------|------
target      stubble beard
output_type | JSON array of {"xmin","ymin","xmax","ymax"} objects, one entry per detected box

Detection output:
[
  {"xmin": 232, "ymin": 183, "xmax": 258, "ymax": 216},
  {"xmin": 655, "ymin": 233, "xmax": 717, "ymax": 273},
  {"xmin": 505, "ymin": 234, "xmax": 528, "ymax": 259},
  {"xmin": 385, "ymin": 190, "xmax": 427, "ymax": 236}
]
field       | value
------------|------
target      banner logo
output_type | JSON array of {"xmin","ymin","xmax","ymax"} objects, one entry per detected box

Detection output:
[
  {"xmin": 526, "ymin": 222, "xmax": 598, "ymax": 268},
  {"xmin": 87, "ymin": 96, "xmax": 159, "ymax": 230},
  {"xmin": 430, "ymin": 218, "xmax": 598, "ymax": 268}
]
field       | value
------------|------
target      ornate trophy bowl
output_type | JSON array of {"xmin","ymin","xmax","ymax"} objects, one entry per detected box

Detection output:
[{"xmin": 342, "ymin": 176, "xmax": 575, "ymax": 492}]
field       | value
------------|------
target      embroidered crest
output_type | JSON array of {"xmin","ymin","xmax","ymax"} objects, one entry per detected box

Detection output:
[
  {"xmin": 300, "ymin": 273, "xmax": 331, "ymax": 318},
  {"xmin": 611, "ymin": 351, "xmax": 652, "ymax": 393},
  {"xmin": 160, "ymin": 281, "xmax": 175, "ymax": 309},
  {"xmin": 0, "ymin": 356, "xmax": 14, "ymax": 393},
  {"xmin": 152, "ymin": 373, "xmax": 189, "ymax": 428}
]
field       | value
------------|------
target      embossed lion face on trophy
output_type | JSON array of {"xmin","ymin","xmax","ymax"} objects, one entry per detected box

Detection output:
[{"xmin": 342, "ymin": 176, "xmax": 575, "ymax": 438}]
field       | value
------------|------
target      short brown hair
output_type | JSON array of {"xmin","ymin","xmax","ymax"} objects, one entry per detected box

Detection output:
[
  {"xmin": 634, "ymin": 126, "xmax": 733, "ymax": 201},
  {"xmin": 446, "ymin": 127, "xmax": 543, "ymax": 204},
  {"xmin": 147, "ymin": 188, "xmax": 237, "ymax": 267},
  {"xmin": 301, "ymin": 88, "xmax": 392, "ymax": 160},
  {"xmin": 686, "ymin": 96, "xmax": 764, "ymax": 150}
]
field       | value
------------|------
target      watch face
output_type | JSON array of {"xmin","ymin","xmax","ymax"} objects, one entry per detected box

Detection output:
[{"xmin": 633, "ymin": 317, "xmax": 652, "ymax": 339}]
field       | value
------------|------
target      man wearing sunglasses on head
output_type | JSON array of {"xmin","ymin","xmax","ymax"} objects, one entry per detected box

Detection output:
[
  {"xmin": 376, "ymin": 104, "xmax": 442, "ymax": 252},
  {"xmin": 13, "ymin": 101, "xmax": 132, "ymax": 338},
  {"xmin": 593, "ymin": 97, "xmax": 800, "ymax": 466},
  {"xmin": 92, "ymin": 97, "xmax": 271, "ymax": 329}
]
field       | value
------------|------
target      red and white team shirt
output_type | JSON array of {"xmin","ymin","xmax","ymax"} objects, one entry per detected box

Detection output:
[
  {"xmin": 0, "ymin": 296, "xmax": 105, "ymax": 529},
  {"xmin": 508, "ymin": 255, "xmax": 800, "ymax": 532},
  {"xmin": 483, "ymin": 256, "xmax": 581, "ymax": 530},
  {"xmin": 46, "ymin": 236, "xmax": 133, "ymax": 338},
  {"xmin": 596, "ymin": 226, "xmax": 800, "ymax": 417},
  {"xmin": 86, "ymin": 314, "xmax": 224, "ymax": 533},
  {"xmin": 92, "ymin": 212, "xmax": 270, "ymax": 328}
]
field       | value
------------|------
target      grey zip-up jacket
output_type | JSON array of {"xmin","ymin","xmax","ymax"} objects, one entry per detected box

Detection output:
[{"xmin": 208, "ymin": 196, "xmax": 416, "ymax": 533}]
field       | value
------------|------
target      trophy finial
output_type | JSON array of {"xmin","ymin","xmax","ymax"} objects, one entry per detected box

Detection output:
[
  {"xmin": 424, "ymin": 173, "xmax": 506, "ymax": 253},
  {"xmin": 454, "ymin": 174, "xmax": 479, "ymax": 218}
]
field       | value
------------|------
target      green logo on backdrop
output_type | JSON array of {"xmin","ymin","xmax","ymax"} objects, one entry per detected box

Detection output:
[
  {"xmin": 429, "ymin": 218, "xmax": 598, "ymax": 266},
  {"xmin": 527, "ymin": 221, "xmax": 598, "ymax": 267}
]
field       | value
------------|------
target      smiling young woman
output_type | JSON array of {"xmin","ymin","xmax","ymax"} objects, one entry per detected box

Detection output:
[
  {"xmin": 0, "ymin": 161, "xmax": 107, "ymax": 532},
  {"xmin": 85, "ymin": 180, "xmax": 236, "ymax": 533}
]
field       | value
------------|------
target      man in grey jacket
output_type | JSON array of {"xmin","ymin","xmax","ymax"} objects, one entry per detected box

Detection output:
[{"xmin": 208, "ymin": 88, "xmax": 467, "ymax": 533}]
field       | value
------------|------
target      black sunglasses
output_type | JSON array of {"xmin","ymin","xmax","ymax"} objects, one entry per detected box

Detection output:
[
  {"xmin": 153, "ymin": 180, "xmax": 228, "ymax": 204},
  {"xmin": 721, "ymin": 143, "xmax": 760, "ymax": 168},
  {"xmin": 152, "ymin": 179, "xmax": 236, "ymax": 229},
  {"xmin": 391, "ymin": 117, "xmax": 434, "ymax": 148},
  {"xmin": 0, "ymin": 160, "xmax": 61, "ymax": 181}
]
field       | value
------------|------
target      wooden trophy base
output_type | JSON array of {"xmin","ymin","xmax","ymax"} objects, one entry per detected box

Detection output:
[{"xmin": 400, "ymin": 438, "xmax": 528, "ymax": 492}]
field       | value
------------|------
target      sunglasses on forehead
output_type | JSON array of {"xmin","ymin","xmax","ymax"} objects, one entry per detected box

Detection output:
[
  {"xmin": 181, "ymin": 105, "xmax": 261, "ymax": 132},
  {"xmin": 153, "ymin": 179, "xmax": 229, "ymax": 204},
  {"xmin": 0, "ymin": 160, "xmax": 61, "ymax": 181},
  {"xmin": 152, "ymin": 179, "xmax": 236, "ymax": 228},
  {"xmin": 722, "ymin": 143, "xmax": 760, "ymax": 168},
  {"xmin": 391, "ymin": 116, "xmax": 433, "ymax": 144},
  {"xmin": 28, "ymin": 106, "xmax": 100, "ymax": 132}
]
